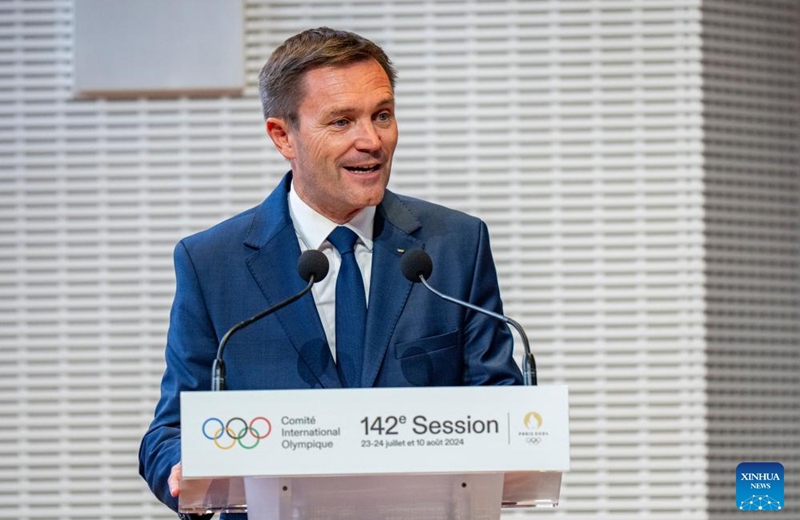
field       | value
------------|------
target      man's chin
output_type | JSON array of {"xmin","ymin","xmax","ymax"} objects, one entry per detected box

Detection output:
[
  {"xmin": 354, "ymin": 188, "xmax": 386, "ymax": 209},
  {"xmin": 346, "ymin": 171, "xmax": 389, "ymax": 201}
]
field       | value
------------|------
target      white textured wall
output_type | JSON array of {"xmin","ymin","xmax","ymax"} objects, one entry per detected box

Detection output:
[{"xmin": 0, "ymin": 1, "xmax": 797, "ymax": 519}]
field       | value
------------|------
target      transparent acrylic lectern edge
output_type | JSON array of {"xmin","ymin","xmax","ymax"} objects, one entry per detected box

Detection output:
[{"xmin": 178, "ymin": 471, "xmax": 563, "ymax": 514}]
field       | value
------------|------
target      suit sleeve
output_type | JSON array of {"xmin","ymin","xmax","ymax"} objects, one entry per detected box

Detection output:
[
  {"xmin": 462, "ymin": 221, "xmax": 523, "ymax": 385},
  {"xmin": 139, "ymin": 240, "xmax": 219, "ymax": 513}
]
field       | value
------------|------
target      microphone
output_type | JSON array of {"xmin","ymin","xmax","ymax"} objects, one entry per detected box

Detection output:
[
  {"xmin": 400, "ymin": 249, "xmax": 537, "ymax": 386},
  {"xmin": 211, "ymin": 249, "xmax": 329, "ymax": 391}
]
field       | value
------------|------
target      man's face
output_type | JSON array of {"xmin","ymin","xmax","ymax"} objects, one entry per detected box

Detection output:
[{"xmin": 268, "ymin": 59, "xmax": 398, "ymax": 223}]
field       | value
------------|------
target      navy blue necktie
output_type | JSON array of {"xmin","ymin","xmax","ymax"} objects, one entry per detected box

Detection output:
[{"xmin": 328, "ymin": 227, "xmax": 366, "ymax": 387}]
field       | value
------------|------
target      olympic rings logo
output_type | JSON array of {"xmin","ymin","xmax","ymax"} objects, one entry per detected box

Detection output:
[
  {"xmin": 525, "ymin": 436, "xmax": 542, "ymax": 445},
  {"xmin": 202, "ymin": 417, "xmax": 272, "ymax": 450}
]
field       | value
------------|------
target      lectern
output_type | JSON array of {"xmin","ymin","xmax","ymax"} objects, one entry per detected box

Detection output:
[{"xmin": 179, "ymin": 385, "xmax": 569, "ymax": 520}]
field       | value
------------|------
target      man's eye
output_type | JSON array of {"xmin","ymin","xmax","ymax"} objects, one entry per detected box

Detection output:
[
  {"xmin": 332, "ymin": 119, "xmax": 349, "ymax": 127},
  {"xmin": 376, "ymin": 112, "xmax": 392, "ymax": 122}
]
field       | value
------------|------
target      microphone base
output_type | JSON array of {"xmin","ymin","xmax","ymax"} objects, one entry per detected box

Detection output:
[{"xmin": 212, "ymin": 359, "xmax": 226, "ymax": 391}]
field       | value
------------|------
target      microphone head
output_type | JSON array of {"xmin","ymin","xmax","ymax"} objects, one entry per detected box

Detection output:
[
  {"xmin": 297, "ymin": 249, "xmax": 329, "ymax": 283},
  {"xmin": 400, "ymin": 249, "xmax": 433, "ymax": 283}
]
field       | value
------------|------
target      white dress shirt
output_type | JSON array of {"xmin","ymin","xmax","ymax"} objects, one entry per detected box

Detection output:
[{"xmin": 288, "ymin": 184, "xmax": 374, "ymax": 361}]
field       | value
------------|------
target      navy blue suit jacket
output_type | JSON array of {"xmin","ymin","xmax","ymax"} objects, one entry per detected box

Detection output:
[{"xmin": 139, "ymin": 173, "xmax": 522, "ymax": 516}]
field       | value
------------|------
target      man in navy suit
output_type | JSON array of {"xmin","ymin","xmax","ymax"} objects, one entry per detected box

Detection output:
[{"xmin": 139, "ymin": 27, "xmax": 522, "ymax": 518}]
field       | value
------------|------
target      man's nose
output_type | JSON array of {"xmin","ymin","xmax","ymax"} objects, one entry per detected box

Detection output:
[{"xmin": 354, "ymin": 121, "xmax": 381, "ymax": 152}]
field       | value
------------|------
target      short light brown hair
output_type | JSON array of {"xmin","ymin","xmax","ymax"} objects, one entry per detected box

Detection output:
[{"xmin": 258, "ymin": 27, "xmax": 396, "ymax": 128}]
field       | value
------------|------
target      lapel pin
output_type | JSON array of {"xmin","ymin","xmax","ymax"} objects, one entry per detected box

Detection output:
[{"xmin": 397, "ymin": 249, "xmax": 405, "ymax": 254}]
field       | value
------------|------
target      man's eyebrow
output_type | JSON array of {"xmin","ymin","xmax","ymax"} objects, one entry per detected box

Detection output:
[
  {"xmin": 323, "ymin": 97, "xmax": 395, "ymax": 120},
  {"xmin": 375, "ymin": 97, "xmax": 395, "ymax": 109},
  {"xmin": 323, "ymin": 106, "xmax": 356, "ymax": 120}
]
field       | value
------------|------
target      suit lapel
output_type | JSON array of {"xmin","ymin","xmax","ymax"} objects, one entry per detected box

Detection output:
[
  {"xmin": 361, "ymin": 191, "xmax": 422, "ymax": 387},
  {"xmin": 243, "ymin": 174, "xmax": 341, "ymax": 389}
]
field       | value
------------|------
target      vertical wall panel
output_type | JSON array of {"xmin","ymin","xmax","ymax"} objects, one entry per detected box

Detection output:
[
  {"xmin": 700, "ymin": 1, "xmax": 800, "ymax": 518},
  {"xmin": 0, "ymin": 1, "xmax": 797, "ymax": 520}
]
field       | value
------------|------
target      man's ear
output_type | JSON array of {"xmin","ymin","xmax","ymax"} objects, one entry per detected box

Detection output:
[{"xmin": 266, "ymin": 118, "xmax": 296, "ymax": 160}]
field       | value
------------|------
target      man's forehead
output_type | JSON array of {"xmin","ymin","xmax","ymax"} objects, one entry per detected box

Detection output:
[
  {"xmin": 297, "ymin": 61, "xmax": 394, "ymax": 112},
  {"xmin": 301, "ymin": 60, "xmax": 391, "ymax": 88}
]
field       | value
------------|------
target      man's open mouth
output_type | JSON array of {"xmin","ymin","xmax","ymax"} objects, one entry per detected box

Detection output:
[{"xmin": 344, "ymin": 164, "xmax": 381, "ymax": 173}]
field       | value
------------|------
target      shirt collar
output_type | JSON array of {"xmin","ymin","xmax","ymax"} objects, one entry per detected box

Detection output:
[{"xmin": 288, "ymin": 182, "xmax": 375, "ymax": 251}]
